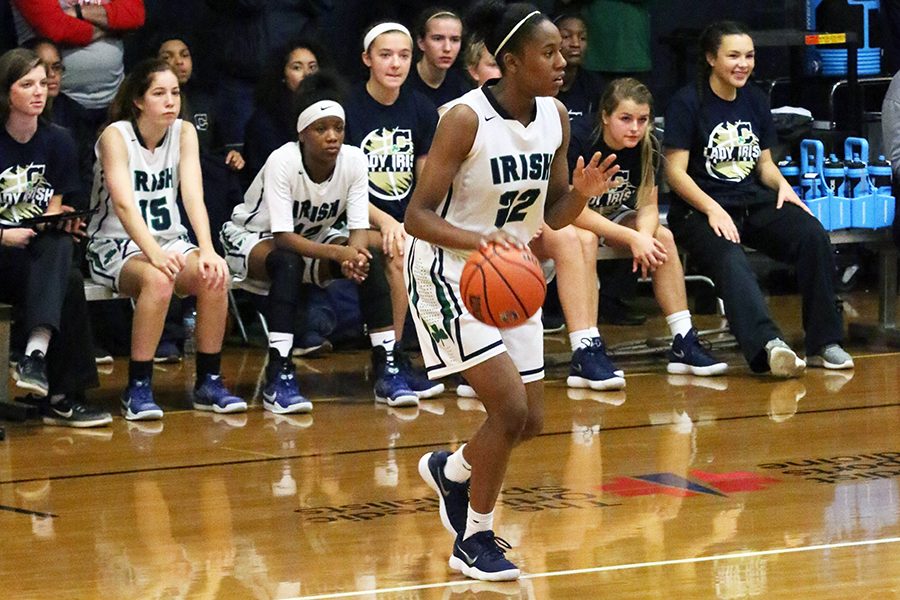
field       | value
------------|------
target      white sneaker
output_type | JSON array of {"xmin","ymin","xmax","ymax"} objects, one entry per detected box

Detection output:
[{"xmin": 765, "ymin": 339, "xmax": 806, "ymax": 378}]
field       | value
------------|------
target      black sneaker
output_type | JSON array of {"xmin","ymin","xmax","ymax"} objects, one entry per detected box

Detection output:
[
  {"xmin": 14, "ymin": 351, "xmax": 49, "ymax": 397},
  {"xmin": 42, "ymin": 396, "xmax": 112, "ymax": 428}
]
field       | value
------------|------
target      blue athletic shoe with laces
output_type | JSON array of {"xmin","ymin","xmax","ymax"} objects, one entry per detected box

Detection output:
[
  {"xmin": 263, "ymin": 358, "xmax": 312, "ymax": 414},
  {"xmin": 449, "ymin": 530, "xmax": 521, "ymax": 581},
  {"xmin": 418, "ymin": 450, "xmax": 469, "ymax": 536},
  {"xmin": 666, "ymin": 328, "xmax": 728, "ymax": 376},
  {"xmin": 372, "ymin": 346, "xmax": 418, "ymax": 407},
  {"xmin": 121, "ymin": 378, "xmax": 164, "ymax": 421},
  {"xmin": 567, "ymin": 337, "xmax": 625, "ymax": 391},
  {"xmin": 193, "ymin": 374, "xmax": 248, "ymax": 413},
  {"xmin": 396, "ymin": 348, "xmax": 445, "ymax": 398}
]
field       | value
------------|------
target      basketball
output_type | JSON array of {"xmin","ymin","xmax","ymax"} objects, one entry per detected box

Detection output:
[{"xmin": 459, "ymin": 243, "xmax": 547, "ymax": 328}]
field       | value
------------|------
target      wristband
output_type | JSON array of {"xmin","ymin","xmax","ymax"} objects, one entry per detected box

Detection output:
[{"xmin": 74, "ymin": 4, "xmax": 84, "ymax": 19}]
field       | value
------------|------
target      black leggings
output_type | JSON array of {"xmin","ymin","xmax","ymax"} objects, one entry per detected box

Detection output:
[
  {"xmin": 0, "ymin": 232, "xmax": 98, "ymax": 395},
  {"xmin": 264, "ymin": 245, "xmax": 393, "ymax": 335},
  {"xmin": 668, "ymin": 200, "xmax": 843, "ymax": 371}
]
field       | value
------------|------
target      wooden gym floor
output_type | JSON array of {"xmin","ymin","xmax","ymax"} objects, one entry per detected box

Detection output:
[{"xmin": 2, "ymin": 291, "xmax": 900, "ymax": 599}]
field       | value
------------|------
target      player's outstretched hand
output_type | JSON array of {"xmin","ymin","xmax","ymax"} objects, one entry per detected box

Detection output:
[{"xmin": 572, "ymin": 152, "xmax": 620, "ymax": 199}]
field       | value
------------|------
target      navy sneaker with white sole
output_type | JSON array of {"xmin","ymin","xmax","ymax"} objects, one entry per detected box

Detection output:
[
  {"xmin": 666, "ymin": 328, "xmax": 728, "ymax": 376},
  {"xmin": 449, "ymin": 530, "xmax": 520, "ymax": 581},
  {"xmin": 418, "ymin": 450, "xmax": 469, "ymax": 536}
]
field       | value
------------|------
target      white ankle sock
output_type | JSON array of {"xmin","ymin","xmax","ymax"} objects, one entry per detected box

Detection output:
[
  {"xmin": 268, "ymin": 332, "xmax": 293, "ymax": 358},
  {"xmin": 568, "ymin": 329, "xmax": 593, "ymax": 352},
  {"xmin": 463, "ymin": 505, "xmax": 494, "ymax": 540},
  {"xmin": 666, "ymin": 310, "xmax": 693, "ymax": 339},
  {"xmin": 444, "ymin": 444, "xmax": 471, "ymax": 483},
  {"xmin": 370, "ymin": 330, "xmax": 396, "ymax": 352},
  {"xmin": 25, "ymin": 327, "xmax": 51, "ymax": 357}
]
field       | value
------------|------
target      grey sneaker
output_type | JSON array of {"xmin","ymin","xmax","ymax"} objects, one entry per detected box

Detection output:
[
  {"xmin": 765, "ymin": 339, "xmax": 806, "ymax": 378},
  {"xmin": 807, "ymin": 344, "xmax": 854, "ymax": 370}
]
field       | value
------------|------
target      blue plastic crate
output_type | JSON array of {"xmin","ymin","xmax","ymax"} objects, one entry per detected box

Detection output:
[
  {"xmin": 874, "ymin": 193, "xmax": 896, "ymax": 228},
  {"xmin": 828, "ymin": 195, "xmax": 853, "ymax": 229},
  {"xmin": 805, "ymin": 196, "xmax": 832, "ymax": 230},
  {"xmin": 850, "ymin": 194, "xmax": 878, "ymax": 228}
]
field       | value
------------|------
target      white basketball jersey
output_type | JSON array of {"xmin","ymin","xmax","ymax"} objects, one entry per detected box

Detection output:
[
  {"xmin": 436, "ymin": 88, "xmax": 562, "ymax": 243},
  {"xmin": 89, "ymin": 119, "xmax": 186, "ymax": 240},
  {"xmin": 231, "ymin": 142, "xmax": 369, "ymax": 241}
]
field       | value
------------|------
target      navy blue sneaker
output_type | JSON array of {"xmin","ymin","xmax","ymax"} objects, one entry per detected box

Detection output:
[
  {"xmin": 396, "ymin": 348, "xmax": 445, "ymax": 398},
  {"xmin": 121, "ymin": 378, "xmax": 163, "ymax": 421},
  {"xmin": 193, "ymin": 374, "xmax": 248, "ymax": 413},
  {"xmin": 418, "ymin": 451, "xmax": 469, "ymax": 536},
  {"xmin": 567, "ymin": 338, "xmax": 625, "ymax": 391},
  {"xmin": 449, "ymin": 530, "xmax": 520, "ymax": 581},
  {"xmin": 263, "ymin": 359, "xmax": 312, "ymax": 414},
  {"xmin": 14, "ymin": 350, "xmax": 49, "ymax": 397},
  {"xmin": 667, "ymin": 328, "xmax": 728, "ymax": 377},
  {"xmin": 153, "ymin": 340, "xmax": 182, "ymax": 364},
  {"xmin": 372, "ymin": 346, "xmax": 418, "ymax": 407}
]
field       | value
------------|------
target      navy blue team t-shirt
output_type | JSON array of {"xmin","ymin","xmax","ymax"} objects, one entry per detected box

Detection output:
[
  {"xmin": 568, "ymin": 114, "xmax": 659, "ymax": 215},
  {"xmin": 663, "ymin": 82, "xmax": 776, "ymax": 207},
  {"xmin": 0, "ymin": 122, "xmax": 80, "ymax": 221},
  {"xmin": 407, "ymin": 66, "xmax": 472, "ymax": 111},
  {"xmin": 344, "ymin": 83, "xmax": 438, "ymax": 222},
  {"xmin": 557, "ymin": 69, "xmax": 606, "ymax": 121}
]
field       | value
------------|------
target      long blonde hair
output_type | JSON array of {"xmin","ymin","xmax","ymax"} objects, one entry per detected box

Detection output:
[{"xmin": 593, "ymin": 77, "xmax": 658, "ymax": 209}]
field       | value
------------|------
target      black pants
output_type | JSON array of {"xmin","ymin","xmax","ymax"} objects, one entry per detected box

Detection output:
[
  {"xmin": 668, "ymin": 200, "xmax": 843, "ymax": 371},
  {"xmin": 0, "ymin": 232, "xmax": 98, "ymax": 395}
]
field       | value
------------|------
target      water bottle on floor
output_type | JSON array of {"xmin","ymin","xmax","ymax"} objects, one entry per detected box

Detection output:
[{"xmin": 183, "ymin": 310, "xmax": 197, "ymax": 356}]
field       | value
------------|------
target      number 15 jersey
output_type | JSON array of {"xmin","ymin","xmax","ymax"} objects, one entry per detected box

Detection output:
[
  {"xmin": 89, "ymin": 119, "xmax": 188, "ymax": 241},
  {"xmin": 436, "ymin": 86, "xmax": 562, "ymax": 245}
]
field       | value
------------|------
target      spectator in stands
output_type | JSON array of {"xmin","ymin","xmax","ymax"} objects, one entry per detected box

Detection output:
[
  {"xmin": 407, "ymin": 7, "xmax": 470, "ymax": 108},
  {"xmin": 243, "ymin": 39, "xmax": 323, "ymax": 187},
  {"xmin": 12, "ymin": 0, "xmax": 146, "ymax": 198},
  {"xmin": 664, "ymin": 21, "xmax": 852, "ymax": 377},
  {"xmin": 345, "ymin": 21, "xmax": 443, "ymax": 398},
  {"xmin": 204, "ymin": 0, "xmax": 327, "ymax": 153},
  {"xmin": 462, "ymin": 38, "xmax": 500, "ymax": 86},
  {"xmin": 0, "ymin": 48, "xmax": 110, "ymax": 428},
  {"xmin": 86, "ymin": 59, "xmax": 247, "ymax": 420},
  {"xmin": 554, "ymin": 12, "xmax": 605, "ymax": 120}
]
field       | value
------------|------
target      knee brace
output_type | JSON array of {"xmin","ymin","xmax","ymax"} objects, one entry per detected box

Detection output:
[
  {"xmin": 358, "ymin": 247, "xmax": 394, "ymax": 331},
  {"xmin": 265, "ymin": 249, "xmax": 304, "ymax": 333}
]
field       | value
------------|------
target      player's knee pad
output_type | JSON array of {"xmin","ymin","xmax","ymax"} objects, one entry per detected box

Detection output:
[{"xmin": 265, "ymin": 249, "xmax": 304, "ymax": 330}]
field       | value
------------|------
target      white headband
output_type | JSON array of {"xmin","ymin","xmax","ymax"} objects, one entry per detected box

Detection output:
[
  {"xmin": 296, "ymin": 100, "xmax": 345, "ymax": 133},
  {"xmin": 363, "ymin": 22, "xmax": 412, "ymax": 52},
  {"xmin": 493, "ymin": 10, "xmax": 540, "ymax": 57}
]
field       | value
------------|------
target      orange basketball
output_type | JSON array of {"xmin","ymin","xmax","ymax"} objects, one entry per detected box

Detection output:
[{"xmin": 460, "ymin": 243, "xmax": 547, "ymax": 328}]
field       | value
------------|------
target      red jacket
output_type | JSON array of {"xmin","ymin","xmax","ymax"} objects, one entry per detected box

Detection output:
[{"xmin": 14, "ymin": 0, "xmax": 145, "ymax": 47}]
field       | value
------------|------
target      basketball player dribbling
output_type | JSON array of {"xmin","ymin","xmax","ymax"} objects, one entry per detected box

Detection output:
[{"xmin": 404, "ymin": 1, "xmax": 619, "ymax": 581}]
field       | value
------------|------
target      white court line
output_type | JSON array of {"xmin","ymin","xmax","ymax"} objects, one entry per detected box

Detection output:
[{"xmin": 289, "ymin": 535, "xmax": 900, "ymax": 599}]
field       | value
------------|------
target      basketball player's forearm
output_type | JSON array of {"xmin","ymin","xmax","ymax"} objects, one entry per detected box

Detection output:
[
  {"xmin": 545, "ymin": 188, "xmax": 589, "ymax": 230},
  {"xmin": 405, "ymin": 207, "xmax": 483, "ymax": 250},
  {"xmin": 635, "ymin": 205, "xmax": 659, "ymax": 236},
  {"xmin": 273, "ymin": 233, "xmax": 345, "ymax": 262}
]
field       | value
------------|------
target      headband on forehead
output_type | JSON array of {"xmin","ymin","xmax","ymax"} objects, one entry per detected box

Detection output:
[
  {"xmin": 296, "ymin": 100, "xmax": 345, "ymax": 134},
  {"xmin": 425, "ymin": 11, "xmax": 459, "ymax": 25},
  {"xmin": 494, "ymin": 10, "xmax": 541, "ymax": 57},
  {"xmin": 363, "ymin": 22, "xmax": 413, "ymax": 52}
]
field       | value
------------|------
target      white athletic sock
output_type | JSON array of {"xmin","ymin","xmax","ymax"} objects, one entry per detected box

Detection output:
[
  {"xmin": 666, "ymin": 310, "xmax": 693, "ymax": 339},
  {"xmin": 463, "ymin": 505, "xmax": 494, "ymax": 540},
  {"xmin": 444, "ymin": 444, "xmax": 471, "ymax": 483},
  {"xmin": 25, "ymin": 327, "xmax": 51, "ymax": 357},
  {"xmin": 589, "ymin": 326, "xmax": 601, "ymax": 340},
  {"xmin": 268, "ymin": 332, "xmax": 293, "ymax": 358},
  {"xmin": 369, "ymin": 330, "xmax": 396, "ymax": 352},
  {"xmin": 568, "ymin": 329, "xmax": 594, "ymax": 352}
]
